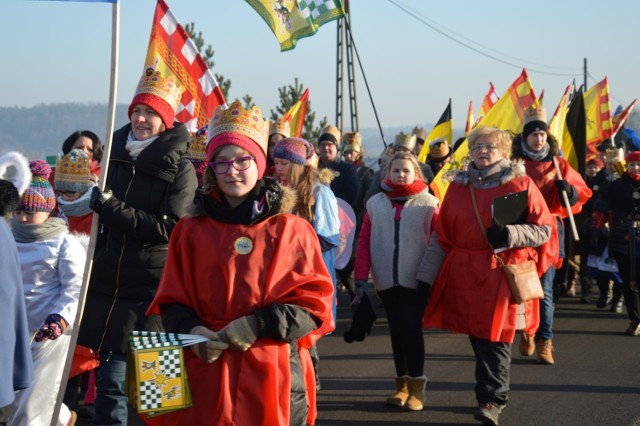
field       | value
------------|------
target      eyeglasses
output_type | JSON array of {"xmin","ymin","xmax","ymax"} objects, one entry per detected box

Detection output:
[
  {"xmin": 469, "ymin": 143, "xmax": 499, "ymax": 153},
  {"xmin": 209, "ymin": 156, "xmax": 255, "ymax": 174}
]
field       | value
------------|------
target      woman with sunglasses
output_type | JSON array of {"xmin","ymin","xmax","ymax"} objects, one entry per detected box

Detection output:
[{"xmin": 146, "ymin": 101, "xmax": 334, "ymax": 426}]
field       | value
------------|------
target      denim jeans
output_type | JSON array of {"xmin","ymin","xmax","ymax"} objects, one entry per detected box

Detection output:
[
  {"xmin": 535, "ymin": 267, "xmax": 556, "ymax": 341},
  {"xmin": 94, "ymin": 352, "xmax": 128, "ymax": 426}
]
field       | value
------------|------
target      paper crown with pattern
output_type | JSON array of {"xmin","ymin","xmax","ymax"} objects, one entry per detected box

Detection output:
[
  {"xmin": 412, "ymin": 126, "xmax": 427, "ymax": 141},
  {"xmin": 319, "ymin": 125, "xmax": 341, "ymax": 146},
  {"xmin": 342, "ymin": 131, "xmax": 363, "ymax": 154},
  {"xmin": 55, "ymin": 149, "xmax": 92, "ymax": 193},
  {"xmin": 394, "ymin": 132, "xmax": 417, "ymax": 151},
  {"xmin": 133, "ymin": 66, "xmax": 183, "ymax": 113},
  {"xmin": 269, "ymin": 118, "xmax": 291, "ymax": 138},
  {"xmin": 207, "ymin": 101, "xmax": 269, "ymax": 154},
  {"xmin": 429, "ymin": 137, "xmax": 451, "ymax": 159},
  {"xmin": 188, "ymin": 126, "xmax": 208, "ymax": 162},
  {"xmin": 523, "ymin": 106, "xmax": 547, "ymax": 126}
]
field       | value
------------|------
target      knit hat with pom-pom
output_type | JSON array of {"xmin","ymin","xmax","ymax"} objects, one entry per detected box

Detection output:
[{"xmin": 18, "ymin": 160, "xmax": 56, "ymax": 213}]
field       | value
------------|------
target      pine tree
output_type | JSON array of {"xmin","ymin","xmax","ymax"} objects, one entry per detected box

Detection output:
[{"xmin": 270, "ymin": 78, "xmax": 328, "ymax": 141}]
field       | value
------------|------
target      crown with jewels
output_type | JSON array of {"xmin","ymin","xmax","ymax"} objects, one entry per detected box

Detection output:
[
  {"xmin": 55, "ymin": 149, "xmax": 92, "ymax": 193},
  {"xmin": 207, "ymin": 101, "xmax": 269, "ymax": 153},
  {"xmin": 394, "ymin": 132, "xmax": 417, "ymax": 151},
  {"xmin": 429, "ymin": 137, "xmax": 451, "ymax": 159},
  {"xmin": 342, "ymin": 131, "xmax": 363, "ymax": 154},
  {"xmin": 269, "ymin": 118, "xmax": 291, "ymax": 138},
  {"xmin": 133, "ymin": 66, "xmax": 183, "ymax": 113},
  {"xmin": 523, "ymin": 105, "xmax": 547, "ymax": 125},
  {"xmin": 188, "ymin": 126, "xmax": 208, "ymax": 161}
]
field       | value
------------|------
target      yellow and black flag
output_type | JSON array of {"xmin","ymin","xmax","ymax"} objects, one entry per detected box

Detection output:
[
  {"xmin": 562, "ymin": 88, "xmax": 587, "ymax": 175},
  {"xmin": 418, "ymin": 99, "xmax": 452, "ymax": 163}
]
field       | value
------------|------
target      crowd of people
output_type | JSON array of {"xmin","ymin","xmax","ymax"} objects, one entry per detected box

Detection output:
[{"xmin": 1, "ymin": 66, "xmax": 638, "ymax": 426}]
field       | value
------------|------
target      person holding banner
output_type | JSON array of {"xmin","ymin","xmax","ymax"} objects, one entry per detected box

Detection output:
[
  {"xmin": 591, "ymin": 150, "xmax": 640, "ymax": 336},
  {"xmin": 511, "ymin": 106, "xmax": 591, "ymax": 365},
  {"xmin": 420, "ymin": 126, "xmax": 554, "ymax": 425},
  {"xmin": 146, "ymin": 101, "xmax": 335, "ymax": 426},
  {"xmin": 77, "ymin": 66, "xmax": 197, "ymax": 425}
]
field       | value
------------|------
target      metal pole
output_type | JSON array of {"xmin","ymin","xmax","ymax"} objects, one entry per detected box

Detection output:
[{"xmin": 583, "ymin": 57, "xmax": 587, "ymax": 91}]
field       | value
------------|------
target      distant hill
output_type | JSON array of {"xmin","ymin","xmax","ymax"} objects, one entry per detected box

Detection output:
[{"xmin": 0, "ymin": 103, "xmax": 464, "ymax": 162}]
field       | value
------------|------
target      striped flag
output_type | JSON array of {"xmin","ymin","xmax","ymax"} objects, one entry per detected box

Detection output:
[
  {"xmin": 282, "ymin": 88, "xmax": 310, "ymax": 138},
  {"xmin": 480, "ymin": 82, "xmax": 499, "ymax": 116},
  {"xmin": 583, "ymin": 77, "xmax": 612, "ymax": 156},
  {"xmin": 144, "ymin": 0, "xmax": 226, "ymax": 131},
  {"xmin": 417, "ymin": 99, "xmax": 452, "ymax": 163},
  {"xmin": 548, "ymin": 85, "xmax": 571, "ymax": 158},
  {"xmin": 562, "ymin": 89, "xmax": 587, "ymax": 175},
  {"xmin": 611, "ymin": 99, "xmax": 637, "ymax": 137},
  {"xmin": 464, "ymin": 100, "xmax": 474, "ymax": 136},
  {"xmin": 245, "ymin": 0, "xmax": 345, "ymax": 51}
]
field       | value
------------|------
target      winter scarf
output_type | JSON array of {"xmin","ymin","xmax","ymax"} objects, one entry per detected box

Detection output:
[
  {"xmin": 125, "ymin": 131, "xmax": 159, "ymax": 160},
  {"xmin": 520, "ymin": 140, "xmax": 550, "ymax": 162},
  {"xmin": 10, "ymin": 216, "xmax": 68, "ymax": 243},
  {"xmin": 380, "ymin": 178, "xmax": 428, "ymax": 202},
  {"xmin": 57, "ymin": 182, "xmax": 95, "ymax": 218}
]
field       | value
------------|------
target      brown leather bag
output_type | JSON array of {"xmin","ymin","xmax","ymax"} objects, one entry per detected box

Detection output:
[{"xmin": 469, "ymin": 185, "xmax": 544, "ymax": 304}]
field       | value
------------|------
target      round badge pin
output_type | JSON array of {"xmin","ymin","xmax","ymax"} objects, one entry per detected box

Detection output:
[{"xmin": 234, "ymin": 237, "xmax": 253, "ymax": 255}]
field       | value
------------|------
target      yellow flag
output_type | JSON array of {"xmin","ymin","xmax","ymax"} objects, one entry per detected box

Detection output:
[
  {"xmin": 548, "ymin": 85, "xmax": 572, "ymax": 166},
  {"xmin": 282, "ymin": 88, "xmax": 309, "ymax": 138},
  {"xmin": 417, "ymin": 100, "xmax": 452, "ymax": 163},
  {"xmin": 583, "ymin": 77, "xmax": 612, "ymax": 154}
]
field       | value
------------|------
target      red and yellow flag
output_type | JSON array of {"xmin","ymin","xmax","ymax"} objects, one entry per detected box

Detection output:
[
  {"xmin": 611, "ymin": 99, "xmax": 637, "ymax": 137},
  {"xmin": 548, "ymin": 85, "xmax": 571, "ymax": 153},
  {"xmin": 430, "ymin": 69, "xmax": 536, "ymax": 200},
  {"xmin": 144, "ymin": 0, "xmax": 226, "ymax": 131},
  {"xmin": 282, "ymin": 88, "xmax": 310, "ymax": 138},
  {"xmin": 464, "ymin": 100, "xmax": 474, "ymax": 137},
  {"xmin": 583, "ymin": 77, "xmax": 612, "ymax": 155}
]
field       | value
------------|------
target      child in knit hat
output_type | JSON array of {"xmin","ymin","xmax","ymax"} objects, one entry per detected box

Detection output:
[
  {"xmin": 10, "ymin": 159, "xmax": 86, "ymax": 426},
  {"xmin": 55, "ymin": 149, "xmax": 97, "ymax": 235},
  {"xmin": 145, "ymin": 101, "xmax": 335, "ymax": 426}
]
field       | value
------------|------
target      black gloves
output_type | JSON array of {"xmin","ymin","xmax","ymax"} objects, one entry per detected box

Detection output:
[
  {"xmin": 555, "ymin": 179, "xmax": 574, "ymax": 198},
  {"xmin": 89, "ymin": 186, "xmax": 113, "ymax": 214},
  {"xmin": 486, "ymin": 222, "xmax": 509, "ymax": 247}
]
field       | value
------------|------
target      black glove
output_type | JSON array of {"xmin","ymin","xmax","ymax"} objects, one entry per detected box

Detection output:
[
  {"xmin": 89, "ymin": 186, "xmax": 113, "ymax": 214},
  {"xmin": 486, "ymin": 221, "xmax": 509, "ymax": 247},
  {"xmin": 555, "ymin": 179, "xmax": 574, "ymax": 198}
]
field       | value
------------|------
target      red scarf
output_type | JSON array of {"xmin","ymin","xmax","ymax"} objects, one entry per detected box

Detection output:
[
  {"xmin": 381, "ymin": 178, "xmax": 428, "ymax": 200},
  {"xmin": 627, "ymin": 172, "xmax": 640, "ymax": 182}
]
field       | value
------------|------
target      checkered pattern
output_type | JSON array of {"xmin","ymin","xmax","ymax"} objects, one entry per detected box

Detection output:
[
  {"xmin": 139, "ymin": 381, "xmax": 162, "ymax": 411},
  {"xmin": 298, "ymin": 0, "xmax": 341, "ymax": 20},
  {"xmin": 159, "ymin": 349, "xmax": 182, "ymax": 377},
  {"xmin": 150, "ymin": 0, "xmax": 226, "ymax": 131}
]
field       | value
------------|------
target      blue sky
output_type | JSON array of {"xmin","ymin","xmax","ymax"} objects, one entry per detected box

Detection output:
[{"xmin": 3, "ymin": 0, "xmax": 639, "ymax": 131}]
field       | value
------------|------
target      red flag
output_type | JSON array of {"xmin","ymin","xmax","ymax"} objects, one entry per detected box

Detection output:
[
  {"xmin": 480, "ymin": 82, "xmax": 499, "ymax": 116},
  {"xmin": 583, "ymin": 77, "xmax": 612, "ymax": 154},
  {"xmin": 144, "ymin": 0, "xmax": 226, "ymax": 131},
  {"xmin": 282, "ymin": 89, "xmax": 310, "ymax": 138},
  {"xmin": 611, "ymin": 99, "xmax": 637, "ymax": 137}
]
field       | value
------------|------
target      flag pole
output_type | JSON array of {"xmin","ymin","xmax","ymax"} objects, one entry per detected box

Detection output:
[
  {"xmin": 552, "ymin": 156, "xmax": 580, "ymax": 242},
  {"xmin": 51, "ymin": 2, "xmax": 120, "ymax": 424}
]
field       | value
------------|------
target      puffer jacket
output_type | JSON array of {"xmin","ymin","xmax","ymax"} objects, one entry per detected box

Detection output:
[{"xmin": 78, "ymin": 122, "xmax": 197, "ymax": 354}]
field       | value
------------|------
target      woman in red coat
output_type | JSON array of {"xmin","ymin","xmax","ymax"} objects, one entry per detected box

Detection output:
[
  {"xmin": 419, "ymin": 126, "xmax": 555, "ymax": 426},
  {"xmin": 146, "ymin": 101, "xmax": 334, "ymax": 426}
]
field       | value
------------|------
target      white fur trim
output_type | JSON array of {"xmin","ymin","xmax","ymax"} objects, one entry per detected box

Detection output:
[{"xmin": 0, "ymin": 151, "xmax": 32, "ymax": 196}]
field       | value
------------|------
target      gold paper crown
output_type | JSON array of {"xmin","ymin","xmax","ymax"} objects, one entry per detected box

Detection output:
[
  {"xmin": 207, "ymin": 101, "xmax": 269, "ymax": 154},
  {"xmin": 188, "ymin": 126, "xmax": 208, "ymax": 161},
  {"xmin": 523, "ymin": 105, "xmax": 547, "ymax": 126},
  {"xmin": 412, "ymin": 126, "xmax": 427, "ymax": 141},
  {"xmin": 320, "ymin": 125, "xmax": 341, "ymax": 146},
  {"xmin": 341, "ymin": 132, "xmax": 363, "ymax": 153},
  {"xmin": 394, "ymin": 132, "xmax": 417, "ymax": 151},
  {"xmin": 269, "ymin": 118, "xmax": 291, "ymax": 137},
  {"xmin": 429, "ymin": 137, "xmax": 451, "ymax": 159},
  {"xmin": 55, "ymin": 149, "xmax": 91, "ymax": 189},
  {"xmin": 134, "ymin": 66, "xmax": 183, "ymax": 113},
  {"xmin": 605, "ymin": 147, "xmax": 624, "ymax": 164}
]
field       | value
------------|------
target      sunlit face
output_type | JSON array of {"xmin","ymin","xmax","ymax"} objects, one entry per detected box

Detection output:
[
  {"xmin": 388, "ymin": 158, "xmax": 416, "ymax": 185},
  {"xmin": 57, "ymin": 190, "xmax": 83, "ymax": 202},
  {"xmin": 274, "ymin": 158, "xmax": 292, "ymax": 185},
  {"xmin": 526, "ymin": 130, "xmax": 548, "ymax": 152},
  {"xmin": 130, "ymin": 104, "xmax": 165, "ymax": 140},
  {"xmin": 343, "ymin": 150, "xmax": 359, "ymax": 164},
  {"xmin": 14, "ymin": 210, "xmax": 50, "ymax": 224},
  {"xmin": 586, "ymin": 164, "xmax": 601, "ymax": 177},
  {"xmin": 627, "ymin": 161, "xmax": 640, "ymax": 175},
  {"xmin": 212, "ymin": 145, "xmax": 258, "ymax": 208},
  {"xmin": 71, "ymin": 136, "xmax": 94, "ymax": 161},
  {"xmin": 268, "ymin": 134, "xmax": 284, "ymax": 161},
  {"xmin": 319, "ymin": 141, "xmax": 338, "ymax": 163},
  {"xmin": 469, "ymin": 136, "xmax": 503, "ymax": 170}
]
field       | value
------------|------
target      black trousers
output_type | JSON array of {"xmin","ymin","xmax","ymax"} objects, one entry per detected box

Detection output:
[
  {"xmin": 377, "ymin": 282, "xmax": 430, "ymax": 377},
  {"xmin": 469, "ymin": 337, "xmax": 511, "ymax": 406},
  {"xmin": 613, "ymin": 254, "xmax": 640, "ymax": 324}
]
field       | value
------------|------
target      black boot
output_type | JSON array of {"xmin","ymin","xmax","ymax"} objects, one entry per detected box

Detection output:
[
  {"xmin": 580, "ymin": 277, "xmax": 592, "ymax": 304},
  {"xmin": 596, "ymin": 279, "xmax": 612, "ymax": 309},
  {"xmin": 610, "ymin": 285, "xmax": 624, "ymax": 313}
]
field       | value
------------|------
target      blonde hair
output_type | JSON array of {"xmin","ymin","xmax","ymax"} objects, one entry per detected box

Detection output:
[
  {"xmin": 467, "ymin": 126, "xmax": 512, "ymax": 157},
  {"xmin": 382, "ymin": 152, "xmax": 426, "ymax": 182},
  {"xmin": 284, "ymin": 162, "xmax": 316, "ymax": 224}
]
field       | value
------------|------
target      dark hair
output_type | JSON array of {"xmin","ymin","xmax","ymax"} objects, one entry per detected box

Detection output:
[{"xmin": 61, "ymin": 130, "xmax": 103, "ymax": 163}]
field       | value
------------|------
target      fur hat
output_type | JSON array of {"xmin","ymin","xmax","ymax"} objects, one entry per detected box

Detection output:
[
  {"xmin": 55, "ymin": 149, "xmax": 92, "ymax": 194},
  {"xmin": 0, "ymin": 152, "xmax": 31, "ymax": 217},
  {"xmin": 429, "ymin": 137, "xmax": 451, "ymax": 160},
  {"xmin": 19, "ymin": 160, "xmax": 56, "ymax": 213},
  {"xmin": 342, "ymin": 132, "xmax": 363, "ymax": 154},
  {"xmin": 128, "ymin": 66, "xmax": 183, "ymax": 129},
  {"xmin": 206, "ymin": 101, "xmax": 269, "ymax": 178},
  {"xmin": 318, "ymin": 125, "xmax": 341, "ymax": 147},
  {"xmin": 269, "ymin": 118, "xmax": 291, "ymax": 138},
  {"xmin": 394, "ymin": 132, "xmax": 417, "ymax": 151},
  {"xmin": 273, "ymin": 138, "xmax": 314, "ymax": 166},
  {"xmin": 523, "ymin": 106, "xmax": 548, "ymax": 139}
]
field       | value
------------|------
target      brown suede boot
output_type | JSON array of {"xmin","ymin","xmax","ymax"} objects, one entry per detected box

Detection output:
[
  {"xmin": 386, "ymin": 377, "xmax": 409, "ymax": 407},
  {"xmin": 518, "ymin": 331, "xmax": 535, "ymax": 356},
  {"xmin": 536, "ymin": 339, "xmax": 554, "ymax": 365},
  {"xmin": 404, "ymin": 376, "xmax": 427, "ymax": 411}
]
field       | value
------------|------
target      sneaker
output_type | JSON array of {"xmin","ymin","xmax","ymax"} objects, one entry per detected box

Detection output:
[
  {"xmin": 473, "ymin": 402, "xmax": 504, "ymax": 425},
  {"xmin": 625, "ymin": 321, "xmax": 640, "ymax": 336},
  {"xmin": 536, "ymin": 339, "xmax": 554, "ymax": 365},
  {"xmin": 518, "ymin": 332, "xmax": 535, "ymax": 357}
]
